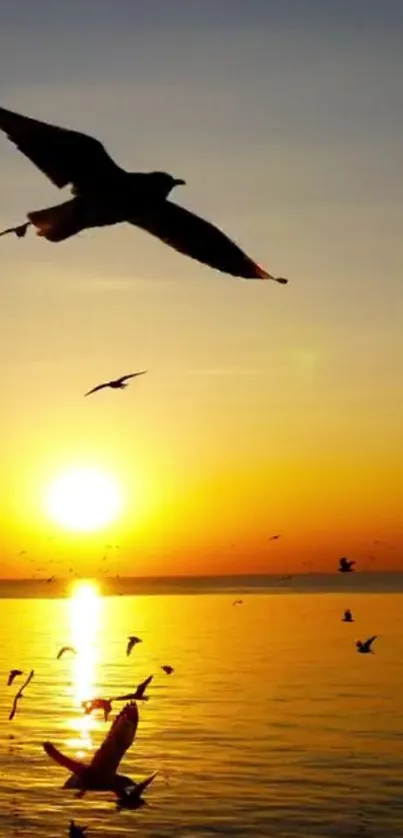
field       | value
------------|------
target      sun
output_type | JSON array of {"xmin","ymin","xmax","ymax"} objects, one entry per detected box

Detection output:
[{"xmin": 45, "ymin": 466, "xmax": 122, "ymax": 532}]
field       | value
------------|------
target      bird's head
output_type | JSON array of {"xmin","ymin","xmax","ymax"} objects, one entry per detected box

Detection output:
[{"xmin": 148, "ymin": 171, "xmax": 186, "ymax": 198}]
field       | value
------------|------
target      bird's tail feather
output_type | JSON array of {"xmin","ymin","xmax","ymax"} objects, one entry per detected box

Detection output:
[{"xmin": 28, "ymin": 200, "xmax": 84, "ymax": 242}]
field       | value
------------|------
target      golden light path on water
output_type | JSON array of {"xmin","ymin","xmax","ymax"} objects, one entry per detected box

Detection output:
[{"xmin": 67, "ymin": 580, "xmax": 102, "ymax": 757}]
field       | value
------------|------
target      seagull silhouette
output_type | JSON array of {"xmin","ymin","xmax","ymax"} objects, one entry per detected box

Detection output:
[
  {"xmin": 342, "ymin": 609, "xmax": 354, "ymax": 623},
  {"xmin": 114, "ymin": 675, "xmax": 153, "ymax": 703},
  {"xmin": 339, "ymin": 557, "xmax": 355, "ymax": 573},
  {"xmin": 0, "ymin": 106, "xmax": 287, "ymax": 283},
  {"xmin": 44, "ymin": 701, "xmax": 156, "ymax": 799},
  {"xmin": 356, "ymin": 636, "xmax": 377, "ymax": 654},
  {"xmin": 82, "ymin": 698, "xmax": 112, "ymax": 722},
  {"xmin": 7, "ymin": 669, "xmax": 23, "ymax": 686},
  {"xmin": 115, "ymin": 773, "xmax": 158, "ymax": 811},
  {"xmin": 268, "ymin": 534, "xmax": 281, "ymax": 541},
  {"xmin": 232, "ymin": 599, "xmax": 243, "ymax": 606},
  {"xmin": 9, "ymin": 670, "xmax": 34, "ymax": 721},
  {"xmin": 126, "ymin": 636, "xmax": 142, "ymax": 656},
  {"xmin": 69, "ymin": 821, "xmax": 87, "ymax": 837},
  {"xmin": 57, "ymin": 646, "xmax": 77, "ymax": 660},
  {"xmin": 161, "ymin": 665, "xmax": 174, "ymax": 675},
  {"xmin": 85, "ymin": 371, "xmax": 147, "ymax": 397}
]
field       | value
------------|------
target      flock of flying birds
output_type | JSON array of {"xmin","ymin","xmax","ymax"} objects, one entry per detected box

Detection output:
[{"xmin": 6, "ymin": 631, "xmax": 175, "ymax": 834}]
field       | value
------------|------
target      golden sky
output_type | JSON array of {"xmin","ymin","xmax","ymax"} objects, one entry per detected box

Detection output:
[{"xmin": 1, "ymin": 1, "xmax": 402, "ymax": 576}]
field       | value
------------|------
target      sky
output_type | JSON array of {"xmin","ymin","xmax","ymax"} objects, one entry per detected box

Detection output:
[{"xmin": 0, "ymin": 0, "xmax": 402, "ymax": 577}]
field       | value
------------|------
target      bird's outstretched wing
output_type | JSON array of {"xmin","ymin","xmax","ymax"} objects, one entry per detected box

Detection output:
[
  {"xmin": 57, "ymin": 646, "xmax": 76, "ymax": 659},
  {"xmin": 84, "ymin": 383, "xmax": 109, "ymax": 397},
  {"xmin": 364, "ymin": 636, "xmax": 377, "ymax": 651},
  {"xmin": 120, "ymin": 372, "xmax": 147, "ymax": 383},
  {"xmin": 129, "ymin": 202, "xmax": 287, "ymax": 282},
  {"xmin": 0, "ymin": 106, "xmax": 123, "ymax": 190},
  {"xmin": 8, "ymin": 694, "xmax": 19, "ymax": 721},
  {"xmin": 43, "ymin": 741, "xmax": 86, "ymax": 775},
  {"xmin": 89, "ymin": 701, "xmax": 139, "ymax": 775}
]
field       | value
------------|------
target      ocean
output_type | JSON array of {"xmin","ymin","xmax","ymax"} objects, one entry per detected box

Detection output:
[{"xmin": 0, "ymin": 574, "xmax": 402, "ymax": 837}]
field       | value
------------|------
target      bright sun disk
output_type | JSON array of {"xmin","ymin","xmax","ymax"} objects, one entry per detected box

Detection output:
[{"xmin": 45, "ymin": 466, "xmax": 122, "ymax": 532}]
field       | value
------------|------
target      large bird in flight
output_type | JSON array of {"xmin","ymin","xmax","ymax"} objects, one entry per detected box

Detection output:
[
  {"xmin": 85, "ymin": 371, "xmax": 146, "ymax": 397},
  {"xmin": 43, "ymin": 701, "xmax": 156, "ymax": 800},
  {"xmin": 0, "ymin": 106, "xmax": 288, "ymax": 283}
]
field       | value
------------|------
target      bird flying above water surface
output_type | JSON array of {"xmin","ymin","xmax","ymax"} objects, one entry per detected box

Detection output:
[
  {"xmin": 339, "ymin": 557, "xmax": 355, "ymax": 573},
  {"xmin": 0, "ymin": 106, "xmax": 288, "ymax": 282},
  {"xmin": 356, "ymin": 636, "xmax": 377, "ymax": 654},
  {"xmin": 7, "ymin": 669, "xmax": 23, "ymax": 686},
  {"xmin": 126, "ymin": 635, "xmax": 142, "ymax": 656},
  {"xmin": 57, "ymin": 646, "xmax": 77, "ymax": 660},
  {"xmin": 8, "ymin": 669, "xmax": 34, "ymax": 721}
]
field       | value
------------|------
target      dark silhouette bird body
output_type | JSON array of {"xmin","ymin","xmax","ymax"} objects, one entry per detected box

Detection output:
[
  {"xmin": 57, "ymin": 646, "xmax": 76, "ymax": 660},
  {"xmin": 7, "ymin": 669, "xmax": 23, "ymax": 686},
  {"xmin": 44, "ymin": 701, "xmax": 155, "ymax": 802},
  {"xmin": 69, "ymin": 822, "xmax": 87, "ymax": 837},
  {"xmin": 0, "ymin": 106, "xmax": 287, "ymax": 282},
  {"xmin": 85, "ymin": 372, "xmax": 146, "ymax": 397},
  {"xmin": 114, "ymin": 674, "xmax": 153, "ymax": 702},
  {"xmin": 342, "ymin": 609, "xmax": 354, "ymax": 623},
  {"xmin": 126, "ymin": 635, "xmax": 142, "ymax": 656},
  {"xmin": 339, "ymin": 557, "xmax": 355, "ymax": 573},
  {"xmin": 9, "ymin": 670, "xmax": 34, "ymax": 721},
  {"xmin": 356, "ymin": 636, "xmax": 377, "ymax": 654},
  {"xmin": 161, "ymin": 665, "xmax": 174, "ymax": 675},
  {"xmin": 116, "ymin": 773, "xmax": 158, "ymax": 811},
  {"xmin": 232, "ymin": 599, "xmax": 243, "ymax": 606}
]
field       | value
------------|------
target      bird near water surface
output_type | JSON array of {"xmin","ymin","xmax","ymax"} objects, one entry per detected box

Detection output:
[
  {"xmin": 339, "ymin": 557, "xmax": 355, "ymax": 573},
  {"xmin": 126, "ymin": 635, "xmax": 142, "ymax": 656},
  {"xmin": 356, "ymin": 636, "xmax": 377, "ymax": 654},
  {"xmin": 8, "ymin": 669, "xmax": 34, "ymax": 721},
  {"xmin": 0, "ymin": 106, "xmax": 288, "ymax": 282},
  {"xmin": 7, "ymin": 669, "xmax": 23, "ymax": 686}
]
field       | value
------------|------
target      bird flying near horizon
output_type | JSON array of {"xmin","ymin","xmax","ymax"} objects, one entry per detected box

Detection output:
[
  {"xmin": 338, "ymin": 557, "xmax": 355, "ymax": 573},
  {"xmin": 43, "ymin": 701, "xmax": 156, "ymax": 802},
  {"xmin": 8, "ymin": 669, "xmax": 34, "ymax": 721},
  {"xmin": 161, "ymin": 665, "xmax": 174, "ymax": 675},
  {"xmin": 0, "ymin": 106, "xmax": 288, "ymax": 283},
  {"xmin": 113, "ymin": 674, "xmax": 153, "ymax": 703},
  {"xmin": 85, "ymin": 372, "xmax": 147, "ymax": 397},
  {"xmin": 126, "ymin": 636, "xmax": 142, "ymax": 656},
  {"xmin": 342, "ymin": 609, "xmax": 354, "ymax": 623},
  {"xmin": 57, "ymin": 646, "xmax": 77, "ymax": 660}
]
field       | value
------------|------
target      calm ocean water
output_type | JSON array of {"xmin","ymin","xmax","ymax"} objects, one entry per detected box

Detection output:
[{"xmin": 0, "ymin": 575, "xmax": 403, "ymax": 837}]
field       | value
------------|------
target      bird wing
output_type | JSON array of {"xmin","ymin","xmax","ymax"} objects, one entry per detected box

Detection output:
[
  {"xmin": 43, "ymin": 741, "xmax": 86, "ymax": 775},
  {"xmin": 8, "ymin": 694, "xmax": 19, "ymax": 721},
  {"xmin": 129, "ymin": 202, "xmax": 278, "ymax": 280},
  {"xmin": 120, "ymin": 372, "xmax": 147, "ymax": 383},
  {"xmin": 136, "ymin": 674, "xmax": 153, "ymax": 696},
  {"xmin": 89, "ymin": 701, "xmax": 139, "ymax": 775},
  {"xmin": 126, "ymin": 639, "xmax": 133, "ymax": 656},
  {"xmin": 364, "ymin": 636, "xmax": 377, "ymax": 651},
  {"xmin": 0, "ymin": 106, "xmax": 123, "ymax": 190},
  {"xmin": 20, "ymin": 669, "xmax": 34, "ymax": 693},
  {"xmin": 84, "ymin": 383, "xmax": 109, "ymax": 396}
]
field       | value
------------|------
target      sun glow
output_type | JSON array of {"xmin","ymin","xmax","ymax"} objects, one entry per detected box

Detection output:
[
  {"xmin": 45, "ymin": 466, "xmax": 122, "ymax": 532},
  {"xmin": 68, "ymin": 580, "xmax": 101, "ymax": 753}
]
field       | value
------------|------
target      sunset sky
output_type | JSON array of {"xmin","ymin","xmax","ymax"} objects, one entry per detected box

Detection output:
[{"xmin": 1, "ymin": 0, "xmax": 402, "ymax": 577}]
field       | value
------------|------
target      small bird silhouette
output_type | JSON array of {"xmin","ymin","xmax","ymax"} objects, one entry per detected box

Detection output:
[
  {"xmin": 339, "ymin": 557, "xmax": 355, "ymax": 573},
  {"xmin": 161, "ymin": 665, "xmax": 174, "ymax": 675},
  {"xmin": 82, "ymin": 698, "xmax": 112, "ymax": 722},
  {"xmin": 69, "ymin": 821, "xmax": 87, "ymax": 837},
  {"xmin": 85, "ymin": 371, "xmax": 147, "ymax": 397},
  {"xmin": 268, "ymin": 534, "xmax": 281, "ymax": 541},
  {"xmin": 7, "ymin": 669, "xmax": 23, "ymax": 686},
  {"xmin": 114, "ymin": 675, "xmax": 153, "ymax": 703},
  {"xmin": 356, "ymin": 636, "xmax": 377, "ymax": 654},
  {"xmin": 126, "ymin": 636, "xmax": 142, "ymax": 656},
  {"xmin": 342, "ymin": 609, "xmax": 354, "ymax": 623},
  {"xmin": 0, "ymin": 106, "xmax": 287, "ymax": 282},
  {"xmin": 115, "ymin": 773, "xmax": 158, "ymax": 811},
  {"xmin": 9, "ymin": 670, "xmax": 34, "ymax": 721},
  {"xmin": 57, "ymin": 646, "xmax": 77, "ymax": 660},
  {"xmin": 46, "ymin": 575, "xmax": 55, "ymax": 583},
  {"xmin": 232, "ymin": 599, "xmax": 243, "ymax": 606}
]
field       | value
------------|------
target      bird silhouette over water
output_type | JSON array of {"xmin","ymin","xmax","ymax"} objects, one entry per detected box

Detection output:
[
  {"xmin": 342, "ymin": 609, "xmax": 354, "ymax": 623},
  {"xmin": 268, "ymin": 534, "xmax": 281, "ymax": 541},
  {"xmin": 161, "ymin": 665, "xmax": 174, "ymax": 675},
  {"xmin": 85, "ymin": 371, "xmax": 147, "ymax": 397},
  {"xmin": 69, "ymin": 822, "xmax": 87, "ymax": 837},
  {"xmin": 8, "ymin": 669, "xmax": 34, "ymax": 721},
  {"xmin": 0, "ymin": 106, "xmax": 288, "ymax": 283},
  {"xmin": 339, "ymin": 557, "xmax": 355, "ymax": 573},
  {"xmin": 7, "ymin": 669, "xmax": 23, "ymax": 686},
  {"xmin": 232, "ymin": 599, "xmax": 243, "ymax": 606},
  {"xmin": 57, "ymin": 646, "xmax": 77, "ymax": 660},
  {"xmin": 126, "ymin": 636, "xmax": 142, "ymax": 656},
  {"xmin": 114, "ymin": 675, "xmax": 153, "ymax": 703},
  {"xmin": 44, "ymin": 701, "xmax": 156, "ymax": 800},
  {"xmin": 82, "ymin": 698, "xmax": 112, "ymax": 722},
  {"xmin": 356, "ymin": 636, "xmax": 377, "ymax": 654}
]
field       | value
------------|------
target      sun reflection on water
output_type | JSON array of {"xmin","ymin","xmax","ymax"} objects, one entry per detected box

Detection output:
[{"xmin": 67, "ymin": 580, "xmax": 101, "ymax": 754}]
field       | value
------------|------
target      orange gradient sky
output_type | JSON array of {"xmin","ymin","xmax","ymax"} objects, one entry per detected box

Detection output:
[{"xmin": 1, "ymin": 0, "xmax": 402, "ymax": 577}]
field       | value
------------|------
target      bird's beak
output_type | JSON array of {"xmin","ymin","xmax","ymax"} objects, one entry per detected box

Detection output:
[{"xmin": 173, "ymin": 178, "xmax": 186, "ymax": 186}]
